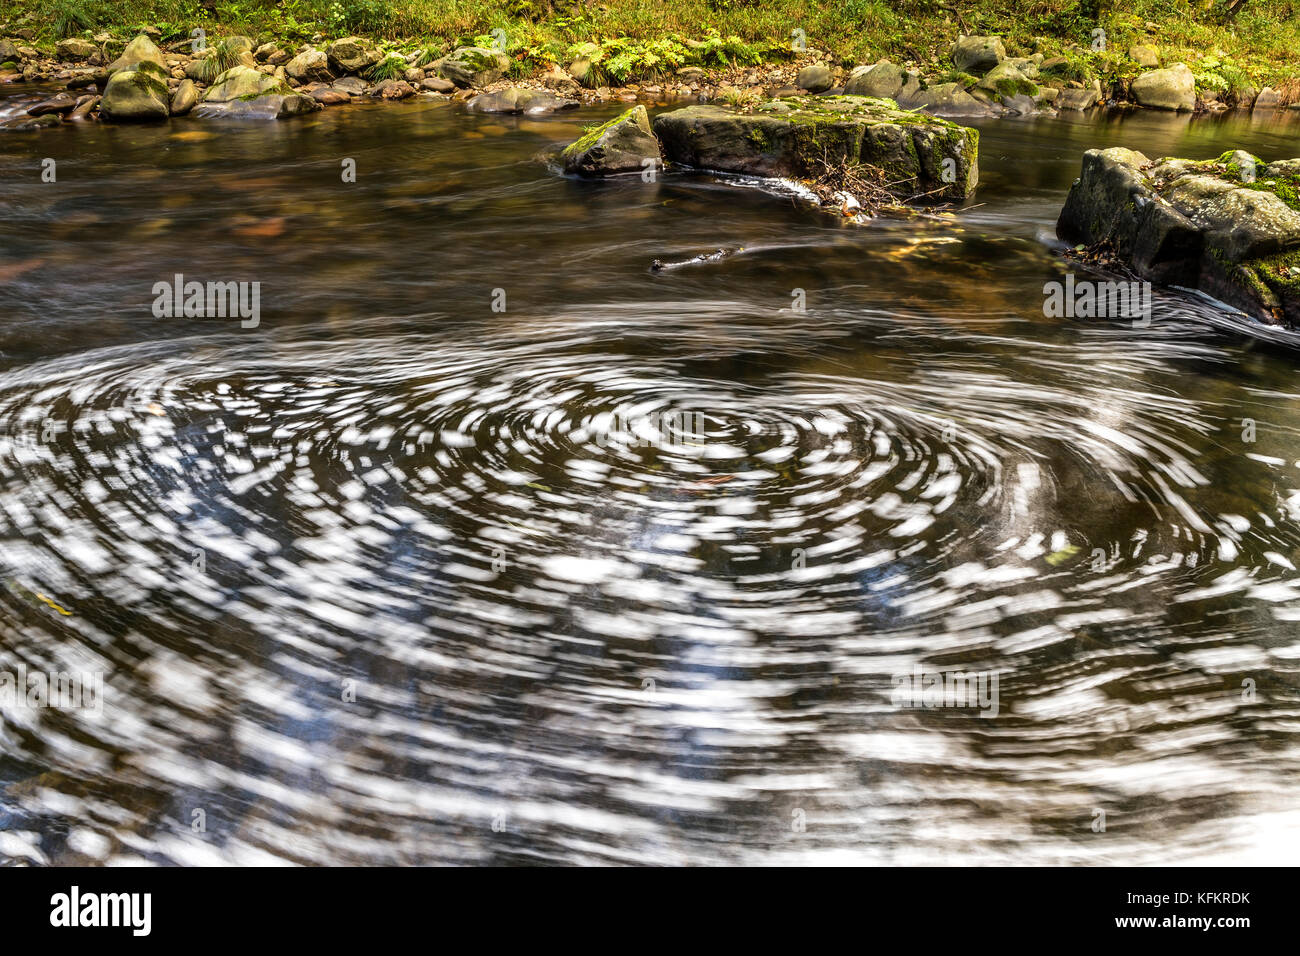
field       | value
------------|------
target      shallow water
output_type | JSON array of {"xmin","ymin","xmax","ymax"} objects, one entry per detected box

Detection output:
[{"xmin": 2, "ymin": 91, "xmax": 1300, "ymax": 864}]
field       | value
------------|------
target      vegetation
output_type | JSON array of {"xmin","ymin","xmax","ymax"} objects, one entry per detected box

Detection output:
[{"xmin": 4, "ymin": 0, "xmax": 1299, "ymax": 86}]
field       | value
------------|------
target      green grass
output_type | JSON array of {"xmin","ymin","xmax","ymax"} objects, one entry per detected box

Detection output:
[
  {"xmin": 4, "ymin": 0, "xmax": 1300, "ymax": 86},
  {"xmin": 195, "ymin": 36, "xmax": 243, "ymax": 83}
]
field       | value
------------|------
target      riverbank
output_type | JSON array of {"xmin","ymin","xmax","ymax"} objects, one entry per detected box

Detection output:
[{"xmin": 2, "ymin": 2, "xmax": 1299, "ymax": 118}]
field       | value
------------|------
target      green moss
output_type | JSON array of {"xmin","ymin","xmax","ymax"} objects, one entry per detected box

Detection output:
[
  {"xmin": 1249, "ymin": 248, "xmax": 1300, "ymax": 298},
  {"xmin": 562, "ymin": 106, "xmax": 637, "ymax": 156},
  {"xmin": 993, "ymin": 76, "xmax": 1039, "ymax": 98}
]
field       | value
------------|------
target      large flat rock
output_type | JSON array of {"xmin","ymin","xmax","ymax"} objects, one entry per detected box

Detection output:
[{"xmin": 651, "ymin": 96, "xmax": 979, "ymax": 201}]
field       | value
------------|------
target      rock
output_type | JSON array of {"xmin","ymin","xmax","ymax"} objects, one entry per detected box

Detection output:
[
  {"xmin": 67, "ymin": 72, "xmax": 99, "ymax": 89},
  {"xmin": 541, "ymin": 66, "xmax": 578, "ymax": 94},
  {"xmin": 467, "ymin": 87, "xmax": 579, "ymax": 114},
  {"xmin": 311, "ymin": 88, "xmax": 350, "ymax": 105},
  {"xmin": 1130, "ymin": 63, "xmax": 1195, "ymax": 111},
  {"xmin": 952, "ymin": 35, "xmax": 1006, "ymax": 75},
  {"xmin": 1254, "ymin": 87, "xmax": 1282, "ymax": 110},
  {"xmin": 286, "ymin": 48, "xmax": 332, "ymax": 83},
  {"xmin": 224, "ymin": 36, "xmax": 255, "ymax": 56},
  {"xmin": 437, "ymin": 46, "xmax": 510, "ymax": 88},
  {"xmin": 652, "ymin": 95, "xmax": 979, "ymax": 199},
  {"xmin": 1128, "ymin": 45, "xmax": 1160, "ymax": 68},
  {"xmin": 1057, "ymin": 147, "xmax": 1300, "ymax": 326},
  {"xmin": 327, "ymin": 36, "xmax": 381, "ymax": 75},
  {"xmin": 254, "ymin": 42, "xmax": 279, "ymax": 63},
  {"xmin": 106, "ymin": 34, "xmax": 166, "ymax": 77},
  {"xmin": 68, "ymin": 94, "xmax": 99, "ymax": 120},
  {"xmin": 0, "ymin": 39, "xmax": 19, "ymax": 64},
  {"xmin": 170, "ymin": 78, "xmax": 197, "ymax": 115},
  {"xmin": 976, "ymin": 61, "xmax": 1040, "ymax": 108},
  {"xmin": 56, "ymin": 37, "xmax": 97, "ymax": 61},
  {"xmin": 844, "ymin": 61, "xmax": 906, "ymax": 99},
  {"xmin": 1056, "ymin": 87, "xmax": 1099, "ymax": 110},
  {"xmin": 561, "ymin": 104, "xmax": 660, "ymax": 176},
  {"xmin": 404, "ymin": 68, "xmax": 423, "ymax": 83},
  {"xmin": 372, "ymin": 79, "xmax": 416, "ymax": 99},
  {"xmin": 1, "ymin": 113, "xmax": 62, "ymax": 131},
  {"xmin": 202, "ymin": 65, "xmax": 281, "ymax": 102},
  {"xmin": 569, "ymin": 58, "xmax": 594, "ymax": 85},
  {"xmin": 419, "ymin": 77, "xmax": 450, "ymax": 94},
  {"xmin": 907, "ymin": 82, "xmax": 994, "ymax": 118},
  {"xmin": 27, "ymin": 92, "xmax": 76, "ymax": 115},
  {"xmin": 100, "ymin": 64, "xmax": 171, "ymax": 121},
  {"xmin": 333, "ymin": 75, "xmax": 368, "ymax": 95},
  {"xmin": 194, "ymin": 92, "xmax": 322, "ymax": 120},
  {"xmin": 796, "ymin": 64, "xmax": 833, "ymax": 93}
]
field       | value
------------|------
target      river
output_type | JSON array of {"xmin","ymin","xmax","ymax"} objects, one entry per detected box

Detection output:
[{"xmin": 2, "ymin": 88, "xmax": 1300, "ymax": 864}]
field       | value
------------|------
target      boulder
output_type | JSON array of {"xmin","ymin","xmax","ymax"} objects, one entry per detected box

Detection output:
[
  {"xmin": 311, "ymin": 88, "xmax": 350, "ymax": 105},
  {"xmin": 1254, "ymin": 87, "xmax": 1282, "ymax": 110},
  {"xmin": 437, "ymin": 46, "xmax": 510, "ymax": 88},
  {"xmin": 1128, "ymin": 45, "xmax": 1160, "ymax": 68},
  {"xmin": 0, "ymin": 113, "xmax": 62, "ymax": 131},
  {"xmin": 286, "ymin": 48, "xmax": 333, "ymax": 83},
  {"xmin": 1130, "ymin": 63, "xmax": 1195, "ymax": 111},
  {"xmin": 0, "ymin": 39, "xmax": 19, "ymax": 64},
  {"xmin": 541, "ymin": 66, "xmax": 578, "ymax": 94},
  {"xmin": 223, "ymin": 36, "xmax": 255, "ymax": 56},
  {"xmin": 907, "ymin": 82, "xmax": 994, "ymax": 118},
  {"xmin": 977, "ymin": 61, "xmax": 1039, "ymax": 104},
  {"xmin": 562, "ymin": 104, "xmax": 661, "ymax": 176},
  {"xmin": 327, "ymin": 36, "xmax": 381, "ymax": 75},
  {"xmin": 170, "ymin": 78, "xmax": 198, "ymax": 115},
  {"xmin": 68, "ymin": 94, "xmax": 99, "ymax": 120},
  {"xmin": 952, "ymin": 35, "xmax": 1006, "ymax": 75},
  {"xmin": 101, "ymin": 64, "xmax": 171, "ymax": 121},
  {"xmin": 1056, "ymin": 87, "xmax": 1099, "ymax": 111},
  {"xmin": 106, "ymin": 34, "xmax": 166, "ymax": 77},
  {"xmin": 371, "ymin": 79, "xmax": 417, "ymax": 99},
  {"xmin": 56, "ymin": 37, "xmax": 98, "ymax": 61},
  {"xmin": 202, "ymin": 65, "xmax": 281, "ymax": 102},
  {"xmin": 254, "ymin": 42, "xmax": 279, "ymax": 63},
  {"xmin": 333, "ymin": 75, "xmax": 368, "ymax": 95},
  {"xmin": 844, "ymin": 61, "xmax": 907, "ymax": 99},
  {"xmin": 652, "ymin": 95, "xmax": 979, "ymax": 199},
  {"xmin": 467, "ymin": 87, "xmax": 579, "ymax": 114},
  {"xmin": 194, "ymin": 92, "xmax": 322, "ymax": 120},
  {"xmin": 796, "ymin": 64, "xmax": 833, "ymax": 93},
  {"xmin": 1057, "ymin": 147, "xmax": 1300, "ymax": 326}
]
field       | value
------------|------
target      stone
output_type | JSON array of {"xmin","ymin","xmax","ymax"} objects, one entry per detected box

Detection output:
[
  {"xmin": 286, "ymin": 48, "xmax": 333, "ymax": 83},
  {"xmin": 907, "ymin": 82, "xmax": 994, "ymax": 118},
  {"xmin": 1254, "ymin": 87, "xmax": 1282, "ymax": 110},
  {"xmin": 372, "ymin": 79, "xmax": 416, "ymax": 99},
  {"xmin": 796, "ymin": 64, "xmax": 833, "ymax": 93},
  {"xmin": 311, "ymin": 88, "xmax": 350, "ymax": 105},
  {"xmin": 194, "ymin": 92, "xmax": 322, "ymax": 120},
  {"xmin": 845, "ymin": 61, "xmax": 906, "ymax": 99},
  {"xmin": 1056, "ymin": 87, "xmax": 1099, "ymax": 111},
  {"xmin": 1130, "ymin": 63, "xmax": 1195, "ymax": 111},
  {"xmin": 437, "ymin": 46, "xmax": 510, "ymax": 88},
  {"xmin": 1, "ymin": 113, "xmax": 62, "ymax": 131},
  {"xmin": 466, "ymin": 87, "xmax": 579, "ymax": 114},
  {"xmin": 333, "ymin": 75, "xmax": 368, "ymax": 95},
  {"xmin": 541, "ymin": 66, "xmax": 578, "ymax": 94},
  {"xmin": 327, "ymin": 36, "xmax": 381, "ymax": 75},
  {"xmin": 1057, "ymin": 147, "xmax": 1300, "ymax": 326},
  {"xmin": 68, "ymin": 94, "xmax": 99, "ymax": 119},
  {"xmin": 27, "ymin": 93, "xmax": 76, "ymax": 115},
  {"xmin": 562, "ymin": 105, "xmax": 661, "ymax": 176},
  {"xmin": 952, "ymin": 35, "xmax": 1006, "ymax": 75},
  {"xmin": 976, "ymin": 61, "xmax": 1040, "ymax": 106},
  {"xmin": 170, "ymin": 78, "xmax": 198, "ymax": 115},
  {"xmin": 254, "ymin": 42, "xmax": 279, "ymax": 63},
  {"xmin": 0, "ymin": 39, "xmax": 19, "ymax": 64},
  {"xmin": 202, "ymin": 65, "xmax": 281, "ymax": 102},
  {"xmin": 106, "ymin": 34, "xmax": 166, "ymax": 77},
  {"xmin": 56, "ymin": 37, "xmax": 97, "ymax": 61},
  {"xmin": 1128, "ymin": 45, "xmax": 1160, "ymax": 68},
  {"xmin": 652, "ymin": 95, "xmax": 979, "ymax": 199},
  {"xmin": 100, "ymin": 64, "xmax": 171, "ymax": 121}
]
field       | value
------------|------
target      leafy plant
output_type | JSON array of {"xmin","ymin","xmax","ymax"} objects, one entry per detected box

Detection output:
[{"xmin": 366, "ymin": 52, "xmax": 407, "ymax": 81}]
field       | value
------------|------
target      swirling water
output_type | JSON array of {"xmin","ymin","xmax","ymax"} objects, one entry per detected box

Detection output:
[{"xmin": 2, "ymin": 91, "xmax": 1300, "ymax": 864}]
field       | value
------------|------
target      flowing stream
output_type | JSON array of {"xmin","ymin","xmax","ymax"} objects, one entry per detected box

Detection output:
[{"xmin": 2, "ymin": 89, "xmax": 1300, "ymax": 864}]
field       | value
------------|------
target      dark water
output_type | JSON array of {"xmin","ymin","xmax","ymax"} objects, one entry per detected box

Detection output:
[{"xmin": 2, "ymin": 90, "xmax": 1300, "ymax": 864}]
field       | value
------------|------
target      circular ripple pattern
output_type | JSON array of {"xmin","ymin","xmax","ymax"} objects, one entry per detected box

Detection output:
[{"xmin": 2, "ymin": 326, "xmax": 1300, "ymax": 865}]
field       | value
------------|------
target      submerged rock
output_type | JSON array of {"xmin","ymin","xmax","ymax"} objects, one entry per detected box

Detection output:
[
  {"xmin": 652, "ymin": 95, "xmax": 979, "ymax": 200},
  {"xmin": 27, "ymin": 93, "xmax": 76, "ymax": 116},
  {"xmin": 100, "ymin": 63, "xmax": 171, "ymax": 121},
  {"xmin": 467, "ymin": 88, "xmax": 579, "ymax": 114},
  {"xmin": 194, "ymin": 92, "xmax": 321, "ymax": 120},
  {"xmin": 562, "ymin": 105, "xmax": 661, "ymax": 176},
  {"xmin": 1057, "ymin": 147, "xmax": 1300, "ymax": 326}
]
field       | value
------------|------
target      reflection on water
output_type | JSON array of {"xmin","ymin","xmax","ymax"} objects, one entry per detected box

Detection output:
[{"xmin": 2, "ymin": 94, "xmax": 1300, "ymax": 864}]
